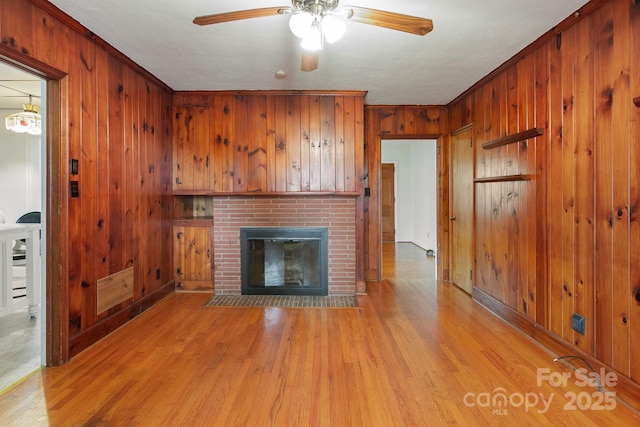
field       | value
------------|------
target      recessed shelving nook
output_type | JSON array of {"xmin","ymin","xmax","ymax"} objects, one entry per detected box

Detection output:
[{"xmin": 173, "ymin": 195, "xmax": 213, "ymax": 226}]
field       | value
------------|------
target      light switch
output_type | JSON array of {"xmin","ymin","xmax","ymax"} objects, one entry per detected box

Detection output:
[{"xmin": 70, "ymin": 181, "xmax": 79, "ymax": 198}]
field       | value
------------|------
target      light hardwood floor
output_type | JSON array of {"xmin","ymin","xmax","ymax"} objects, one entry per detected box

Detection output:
[
  {"xmin": 0, "ymin": 266, "xmax": 41, "ymax": 392},
  {"xmin": 0, "ymin": 243, "xmax": 638, "ymax": 426}
]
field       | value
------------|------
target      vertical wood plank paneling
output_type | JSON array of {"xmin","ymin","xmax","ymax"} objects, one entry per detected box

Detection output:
[
  {"xmin": 95, "ymin": 48, "xmax": 110, "ymax": 313},
  {"xmin": 136, "ymin": 76, "xmax": 148, "ymax": 300},
  {"xmin": 107, "ymin": 57, "xmax": 125, "ymax": 276},
  {"xmin": 309, "ymin": 96, "xmax": 322, "ymax": 191},
  {"xmin": 245, "ymin": 96, "xmax": 267, "ymax": 192},
  {"xmin": 300, "ymin": 96, "xmax": 311, "ymax": 191},
  {"xmin": 343, "ymin": 96, "xmax": 356, "ymax": 192},
  {"xmin": 173, "ymin": 106, "xmax": 192, "ymax": 190},
  {"xmin": 67, "ymin": 36, "xmax": 82, "ymax": 335},
  {"xmin": 286, "ymin": 96, "xmax": 301, "ymax": 191},
  {"xmin": 247, "ymin": 95, "xmax": 267, "ymax": 192},
  {"xmin": 222, "ymin": 95, "xmax": 235, "ymax": 192},
  {"xmin": 193, "ymin": 106, "xmax": 210, "ymax": 191},
  {"xmin": 266, "ymin": 96, "xmax": 277, "ymax": 192},
  {"xmin": 534, "ymin": 46, "xmax": 549, "ymax": 327},
  {"xmin": 629, "ymin": 0, "xmax": 640, "ymax": 384},
  {"xmin": 593, "ymin": 3, "xmax": 615, "ymax": 366},
  {"xmin": 233, "ymin": 96, "xmax": 248, "ymax": 192},
  {"xmin": 482, "ymin": 82, "xmax": 505, "ymax": 302},
  {"xmin": 334, "ymin": 96, "xmax": 345, "ymax": 192},
  {"xmin": 561, "ymin": 25, "xmax": 577, "ymax": 344},
  {"xmin": 79, "ymin": 37, "xmax": 98, "ymax": 327},
  {"xmin": 321, "ymin": 96, "xmax": 336, "ymax": 191},
  {"xmin": 124, "ymin": 67, "xmax": 137, "ymax": 275},
  {"xmin": 548, "ymin": 34, "xmax": 564, "ymax": 337},
  {"xmin": 300, "ymin": 96, "xmax": 312, "ymax": 191},
  {"xmin": 210, "ymin": 95, "xmax": 224, "ymax": 192},
  {"xmin": 573, "ymin": 16, "xmax": 595, "ymax": 353},
  {"xmin": 32, "ymin": 5, "xmax": 56, "ymax": 68},
  {"xmin": 161, "ymin": 92, "xmax": 173, "ymax": 287},
  {"xmin": 611, "ymin": 0, "xmax": 631, "ymax": 376},
  {"xmin": 516, "ymin": 57, "xmax": 531, "ymax": 318},
  {"xmin": 274, "ymin": 96, "xmax": 288, "ymax": 192}
]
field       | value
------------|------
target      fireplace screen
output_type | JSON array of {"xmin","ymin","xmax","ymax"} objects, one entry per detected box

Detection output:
[{"xmin": 240, "ymin": 227, "xmax": 328, "ymax": 295}]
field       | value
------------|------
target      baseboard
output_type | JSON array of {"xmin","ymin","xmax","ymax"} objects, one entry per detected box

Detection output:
[
  {"xmin": 472, "ymin": 287, "xmax": 640, "ymax": 413},
  {"xmin": 69, "ymin": 281, "xmax": 174, "ymax": 358}
]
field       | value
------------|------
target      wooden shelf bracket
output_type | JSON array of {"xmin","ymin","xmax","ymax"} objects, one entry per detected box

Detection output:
[{"xmin": 482, "ymin": 127, "xmax": 544, "ymax": 150}]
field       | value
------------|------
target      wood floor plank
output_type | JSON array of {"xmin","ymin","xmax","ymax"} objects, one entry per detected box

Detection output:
[{"xmin": 0, "ymin": 243, "xmax": 638, "ymax": 426}]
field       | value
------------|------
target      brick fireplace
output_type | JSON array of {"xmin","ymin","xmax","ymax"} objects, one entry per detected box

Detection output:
[{"xmin": 212, "ymin": 196, "xmax": 356, "ymax": 295}]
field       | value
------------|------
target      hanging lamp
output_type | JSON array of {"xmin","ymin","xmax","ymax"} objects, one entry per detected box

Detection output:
[{"xmin": 5, "ymin": 95, "xmax": 41, "ymax": 136}]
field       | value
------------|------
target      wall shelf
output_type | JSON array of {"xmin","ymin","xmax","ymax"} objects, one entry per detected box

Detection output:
[
  {"xmin": 474, "ymin": 174, "xmax": 533, "ymax": 183},
  {"xmin": 482, "ymin": 127, "xmax": 544, "ymax": 150},
  {"xmin": 172, "ymin": 191, "xmax": 361, "ymax": 197}
]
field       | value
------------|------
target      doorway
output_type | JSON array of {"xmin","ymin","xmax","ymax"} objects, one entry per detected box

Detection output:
[
  {"xmin": 381, "ymin": 139, "xmax": 437, "ymax": 277},
  {"xmin": 0, "ymin": 61, "xmax": 46, "ymax": 390}
]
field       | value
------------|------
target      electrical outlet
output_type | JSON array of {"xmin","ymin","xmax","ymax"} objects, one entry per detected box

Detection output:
[{"xmin": 571, "ymin": 313, "xmax": 585, "ymax": 335}]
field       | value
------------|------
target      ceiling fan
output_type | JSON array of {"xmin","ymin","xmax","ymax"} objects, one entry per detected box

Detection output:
[{"xmin": 193, "ymin": 0, "xmax": 433, "ymax": 72}]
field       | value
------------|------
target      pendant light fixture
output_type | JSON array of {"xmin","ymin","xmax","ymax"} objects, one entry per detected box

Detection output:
[{"xmin": 5, "ymin": 95, "xmax": 41, "ymax": 136}]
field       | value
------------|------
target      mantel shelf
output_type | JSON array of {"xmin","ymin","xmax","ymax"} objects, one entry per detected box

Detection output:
[
  {"xmin": 172, "ymin": 191, "xmax": 361, "ymax": 197},
  {"xmin": 482, "ymin": 127, "xmax": 544, "ymax": 150},
  {"xmin": 474, "ymin": 174, "xmax": 533, "ymax": 183}
]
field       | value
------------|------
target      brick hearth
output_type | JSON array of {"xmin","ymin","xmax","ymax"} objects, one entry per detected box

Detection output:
[{"xmin": 213, "ymin": 196, "xmax": 356, "ymax": 295}]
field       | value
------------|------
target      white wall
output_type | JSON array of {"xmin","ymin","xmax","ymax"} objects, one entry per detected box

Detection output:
[
  {"xmin": 381, "ymin": 139, "xmax": 437, "ymax": 252},
  {"xmin": 0, "ymin": 109, "xmax": 41, "ymax": 224}
]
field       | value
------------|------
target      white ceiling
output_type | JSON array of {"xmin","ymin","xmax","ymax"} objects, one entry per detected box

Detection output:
[
  {"xmin": 9, "ymin": 1, "xmax": 591, "ymax": 106},
  {"xmin": 0, "ymin": 63, "xmax": 42, "ymax": 110}
]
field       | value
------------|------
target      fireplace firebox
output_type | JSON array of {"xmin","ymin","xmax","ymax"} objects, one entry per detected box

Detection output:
[{"xmin": 240, "ymin": 227, "xmax": 328, "ymax": 296}]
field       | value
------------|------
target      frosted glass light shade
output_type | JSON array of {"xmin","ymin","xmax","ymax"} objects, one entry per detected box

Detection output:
[
  {"xmin": 5, "ymin": 111, "xmax": 41, "ymax": 135},
  {"xmin": 300, "ymin": 25, "xmax": 322, "ymax": 51},
  {"xmin": 289, "ymin": 13, "xmax": 313, "ymax": 38},
  {"xmin": 321, "ymin": 15, "xmax": 346, "ymax": 43}
]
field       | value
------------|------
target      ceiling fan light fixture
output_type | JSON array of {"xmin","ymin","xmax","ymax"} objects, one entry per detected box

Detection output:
[
  {"xmin": 321, "ymin": 14, "xmax": 346, "ymax": 43},
  {"xmin": 289, "ymin": 12, "xmax": 313, "ymax": 38},
  {"xmin": 5, "ymin": 96, "xmax": 41, "ymax": 136},
  {"xmin": 300, "ymin": 21, "xmax": 322, "ymax": 51}
]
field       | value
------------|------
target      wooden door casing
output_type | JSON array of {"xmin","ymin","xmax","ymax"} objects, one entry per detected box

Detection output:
[{"xmin": 381, "ymin": 163, "xmax": 395, "ymax": 242}]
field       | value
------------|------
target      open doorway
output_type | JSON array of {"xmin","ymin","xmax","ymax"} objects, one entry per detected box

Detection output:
[
  {"xmin": 0, "ymin": 61, "xmax": 46, "ymax": 390},
  {"xmin": 381, "ymin": 139, "xmax": 437, "ymax": 278}
]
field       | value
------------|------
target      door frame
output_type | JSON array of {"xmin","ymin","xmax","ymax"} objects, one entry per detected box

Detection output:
[
  {"xmin": 1, "ymin": 47, "xmax": 68, "ymax": 366},
  {"xmin": 378, "ymin": 136, "xmax": 442, "ymax": 278},
  {"xmin": 381, "ymin": 162, "xmax": 396, "ymax": 243}
]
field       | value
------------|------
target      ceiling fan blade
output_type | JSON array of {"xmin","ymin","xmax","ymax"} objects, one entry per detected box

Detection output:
[
  {"xmin": 193, "ymin": 7, "xmax": 289, "ymax": 26},
  {"xmin": 301, "ymin": 51, "xmax": 319, "ymax": 72},
  {"xmin": 343, "ymin": 6, "xmax": 433, "ymax": 36}
]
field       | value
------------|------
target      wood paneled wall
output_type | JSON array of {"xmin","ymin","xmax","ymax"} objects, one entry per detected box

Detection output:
[
  {"xmin": 1, "ymin": 0, "xmax": 175, "ymax": 362},
  {"xmin": 363, "ymin": 106, "xmax": 449, "ymax": 280},
  {"xmin": 172, "ymin": 92, "xmax": 365, "ymax": 194},
  {"xmin": 172, "ymin": 91, "xmax": 366, "ymax": 290},
  {"xmin": 448, "ymin": 0, "xmax": 640, "ymax": 389}
]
